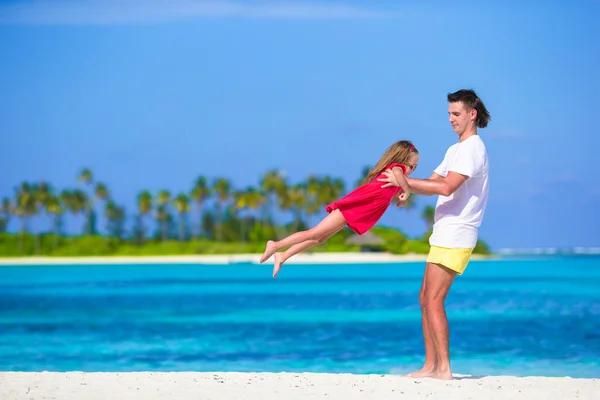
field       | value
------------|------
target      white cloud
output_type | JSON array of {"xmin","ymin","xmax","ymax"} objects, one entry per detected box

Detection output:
[{"xmin": 0, "ymin": 0, "xmax": 396, "ymax": 25}]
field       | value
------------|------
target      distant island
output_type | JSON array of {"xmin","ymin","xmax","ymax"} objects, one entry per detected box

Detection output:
[
  {"xmin": 496, "ymin": 247, "xmax": 600, "ymax": 255},
  {"xmin": 0, "ymin": 168, "xmax": 491, "ymax": 257}
]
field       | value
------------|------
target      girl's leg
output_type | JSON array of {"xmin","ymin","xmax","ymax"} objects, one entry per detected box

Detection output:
[
  {"xmin": 260, "ymin": 209, "xmax": 346, "ymax": 263},
  {"xmin": 272, "ymin": 227, "xmax": 343, "ymax": 278}
]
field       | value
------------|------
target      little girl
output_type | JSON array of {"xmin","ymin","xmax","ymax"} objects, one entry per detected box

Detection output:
[{"xmin": 260, "ymin": 140, "xmax": 419, "ymax": 277}]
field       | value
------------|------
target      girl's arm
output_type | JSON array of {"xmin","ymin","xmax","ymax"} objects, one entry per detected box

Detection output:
[{"xmin": 392, "ymin": 166, "xmax": 411, "ymax": 194}]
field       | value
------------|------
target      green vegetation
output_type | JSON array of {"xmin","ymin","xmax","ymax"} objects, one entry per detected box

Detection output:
[{"xmin": 0, "ymin": 168, "xmax": 491, "ymax": 257}]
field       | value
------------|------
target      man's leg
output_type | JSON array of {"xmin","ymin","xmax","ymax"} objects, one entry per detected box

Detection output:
[
  {"xmin": 422, "ymin": 262, "xmax": 456, "ymax": 380},
  {"xmin": 407, "ymin": 263, "xmax": 437, "ymax": 377}
]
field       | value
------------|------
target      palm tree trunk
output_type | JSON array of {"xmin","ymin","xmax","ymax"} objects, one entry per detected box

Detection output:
[
  {"xmin": 216, "ymin": 202, "xmax": 222, "ymax": 241},
  {"xmin": 35, "ymin": 213, "xmax": 43, "ymax": 255},
  {"xmin": 179, "ymin": 214, "xmax": 185, "ymax": 242},
  {"xmin": 262, "ymin": 198, "xmax": 270, "ymax": 233},
  {"xmin": 53, "ymin": 215, "xmax": 60, "ymax": 250},
  {"xmin": 292, "ymin": 209, "xmax": 301, "ymax": 232},
  {"xmin": 195, "ymin": 202, "xmax": 202, "ymax": 240},
  {"xmin": 140, "ymin": 214, "xmax": 146, "ymax": 244},
  {"xmin": 86, "ymin": 209, "xmax": 91, "ymax": 236},
  {"xmin": 35, "ymin": 234, "xmax": 41, "ymax": 255},
  {"xmin": 240, "ymin": 216, "xmax": 247, "ymax": 243},
  {"xmin": 19, "ymin": 217, "xmax": 25, "ymax": 254}
]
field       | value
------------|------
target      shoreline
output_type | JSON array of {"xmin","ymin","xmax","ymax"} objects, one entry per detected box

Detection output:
[
  {"xmin": 0, "ymin": 252, "xmax": 496, "ymax": 265},
  {"xmin": 1, "ymin": 372, "xmax": 598, "ymax": 399}
]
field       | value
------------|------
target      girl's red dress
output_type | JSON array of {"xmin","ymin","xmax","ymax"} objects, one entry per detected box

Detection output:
[{"xmin": 326, "ymin": 163, "xmax": 407, "ymax": 235}]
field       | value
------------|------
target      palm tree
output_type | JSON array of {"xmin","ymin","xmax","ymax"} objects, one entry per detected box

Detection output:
[
  {"xmin": 78, "ymin": 168, "xmax": 92, "ymax": 185},
  {"xmin": 279, "ymin": 184, "xmax": 307, "ymax": 232},
  {"xmin": 232, "ymin": 190, "xmax": 245, "ymax": 241},
  {"xmin": 320, "ymin": 176, "xmax": 345, "ymax": 210},
  {"xmin": 34, "ymin": 182, "xmax": 52, "ymax": 216},
  {"xmin": 260, "ymin": 170, "xmax": 287, "ymax": 230},
  {"xmin": 213, "ymin": 178, "xmax": 231, "ymax": 241},
  {"xmin": 157, "ymin": 190, "xmax": 171, "ymax": 242},
  {"xmin": 403, "ymin": 191, "xmax": 417, "ymax": 212},
  {"xmin": 190, "ymin": 176, "xmax": 210, "ymax": 239},
  {"xmin": 0, "ymin": 197, "xmax": 11, "ymax": 233},
  {"xmin": 330, "ymin": 177, "xmax": 345, "ymax": 203},
  {"xmin": 244, "ymin": 188, "xmax": 265, "ymax": 217},
  {"xmin": 14, "ymin": 183, "xmax": 36, "ymax": 253},
  {"xmin": 70, "ymin": 190, "xmax": 89, "ymax": 235},
  {"xmin": 33, "ymin": 182, "xmax": 52, "ymax": 254},
  {"xmin": 59, "ymin": 190, "xmax": 72, "ymax": 229},
  {"xmin": 421, "ymin": 205, "xmax": 436, "ymax": 232},
  {"xmin": 355, "ymin": 165, "xmax": 372, "ymax": 188},
  {"xmin": 301, "ymin": 176, "xmax": 344, "ymax": 232},
  {"xmin": 137, "ymin": 190, "xmax": 153, "ymax": 243},
  {"xmin": 234, "ymin": 187, "xmax": 264, "ymax": 242},
  {"xmin": 78, "ymin": 168, "xmax": 93, "ymax": 235},
  {"xmin": 95, "ymin": 182, "xmax": 110, "ymax": 236},
  {"xmin": 305, "ymin": 175, "xmax": 323, "ymax": 228},
  {"xmin": 105, "ymin": 200, "xmax": 126, "ymax": 240},
  {"xmin": 59, "ymin": 190, "xmax": 73, "ymax": 235},
  {"xmin": 45, "ymin": 195, "xmax": 64, "ymax": 249},
  {"xmin": 172, "ymin": 193, "xmax": 190, "ymax": 242}
]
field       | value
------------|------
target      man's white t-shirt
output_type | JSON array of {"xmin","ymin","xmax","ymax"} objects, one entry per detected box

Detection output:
[{"xmin": 429, "ymin": 135, "xmax": 489, "ymax": 249}]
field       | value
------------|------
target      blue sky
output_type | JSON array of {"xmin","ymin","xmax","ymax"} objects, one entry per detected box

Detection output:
[{"xmin": 1, "ymin": 1, "xmax": 598, "ymax": 250}]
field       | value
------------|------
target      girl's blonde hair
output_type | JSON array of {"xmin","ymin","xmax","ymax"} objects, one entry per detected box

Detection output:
[{"xmin": 364, "ymin": 140, "xmax": 418, "ymax": 183}]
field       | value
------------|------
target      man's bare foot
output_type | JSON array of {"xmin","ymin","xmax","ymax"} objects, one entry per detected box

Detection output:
[
  {"xmin": 272, "ymin": 253, "xmax": 285, "ymax": 278},
  {"xmin": 405, "ymin": 367, "xmax": 452, "ymax": 380},
  {"xmin": 405, "ymin": 367, "xmax": 435, "ymax": 378},
  {"xmin": 429, "ymin": 370, "xmax": 453, "ymax": 380},
  {"xmin": 260, "ymin": 240, "xmax": 277, "ymax": 263}
]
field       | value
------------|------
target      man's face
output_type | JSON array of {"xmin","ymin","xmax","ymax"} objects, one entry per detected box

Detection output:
[{"xmin": 448, "ymin": 101, "xmax": 476, "ymax": 135}]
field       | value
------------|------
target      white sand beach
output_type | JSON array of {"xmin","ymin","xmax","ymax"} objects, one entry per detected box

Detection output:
[
  {"xmin": 0, "ymin": 252, "xmax": 494, "ymax": 265},
  {"xmin": 1, "ymin": 372, "xmax": 598, "ymax": 400}
]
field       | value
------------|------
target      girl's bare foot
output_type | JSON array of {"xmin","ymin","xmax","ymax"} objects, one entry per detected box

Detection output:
[
  {"xmin": 260, "ymin": 240, "xmax": 277, "ymax": 263},
  {"xmin": 272, "ymin": 253, "xmax": 285, "ymax": 278}
]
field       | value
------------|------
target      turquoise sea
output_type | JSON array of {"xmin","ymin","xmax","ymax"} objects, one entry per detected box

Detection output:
[{"xmin": 1, "ymin": 256, "xmax": 599, "ymax": 378}]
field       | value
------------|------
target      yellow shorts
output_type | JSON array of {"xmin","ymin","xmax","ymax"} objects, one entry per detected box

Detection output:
[{"xmin": 426, "ymin": 246, "xmax": 474, "ymax": 275}]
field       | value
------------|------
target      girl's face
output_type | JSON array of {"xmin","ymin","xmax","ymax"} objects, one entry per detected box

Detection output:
[{"xmin": 405, "ymin": 153, "xmax": 420, "ymax": 176}]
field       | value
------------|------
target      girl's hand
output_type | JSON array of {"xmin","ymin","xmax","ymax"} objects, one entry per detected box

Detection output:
[
  {"xmin": 396, "ymin": 191, "xmax": 410, "ymax": 207},
  {"xmin": 378, "ymin": 169, "xmax": 400, "ymax": 188}
]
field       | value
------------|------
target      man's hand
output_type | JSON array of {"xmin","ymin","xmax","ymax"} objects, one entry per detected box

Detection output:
[{"xmin": 396, "ymin": 191, "xmax": 410, "ymax": 207}]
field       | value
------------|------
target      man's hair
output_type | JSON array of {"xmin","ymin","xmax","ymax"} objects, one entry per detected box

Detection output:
[{"xmin": 447, "ymin": 89, "xmax": 491, "ymax": 128}]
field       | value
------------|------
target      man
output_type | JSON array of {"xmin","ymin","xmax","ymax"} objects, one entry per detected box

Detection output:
[{"xmin": 402, "ymin": 89, "xmax": 490, "ymax": 380}]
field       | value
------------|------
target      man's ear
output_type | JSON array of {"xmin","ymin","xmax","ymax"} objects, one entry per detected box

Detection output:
[{"xmin": 470, "ymin": 108, "xmax": 478, "ymax": 122}]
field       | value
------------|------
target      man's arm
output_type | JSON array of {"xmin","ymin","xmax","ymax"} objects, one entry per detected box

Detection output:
[
  {"xmin": 400, "ymin": 172, "xmax": 440, "ymax": 196},
  {"xmin": 406, "ymin": 171, "xmax": 468, "ymax": 197}
]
